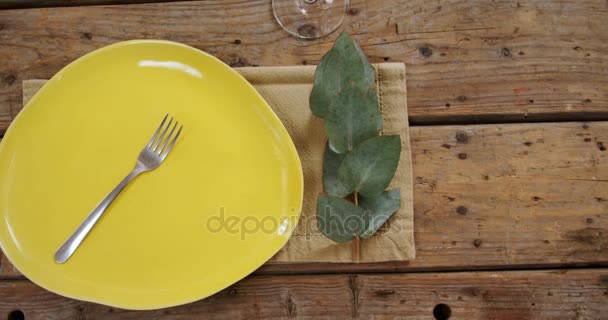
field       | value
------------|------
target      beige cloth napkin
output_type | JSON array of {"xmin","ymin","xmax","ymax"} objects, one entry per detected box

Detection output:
[{"xmin": 23, "ymin": 63, "xmax": 414, "ymax": 263}]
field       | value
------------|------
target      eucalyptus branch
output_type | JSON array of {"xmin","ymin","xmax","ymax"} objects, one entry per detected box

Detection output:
[{"xmin": 311, "ymin": 32, "xmax": 402, "ymax": 252}]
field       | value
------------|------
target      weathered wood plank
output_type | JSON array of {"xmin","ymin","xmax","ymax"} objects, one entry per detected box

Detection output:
[
  {"xmin": 0, "ymin": 269, "xmax": 606, "ymax": 319},
  {"xmin": 0, "ymin": 0, "xmax": 607, "ymax": 130},
  {"xmin": 260, "ymin": 121, "xmax": 608, "ymax": 273},
  {"xmin": 1, "ymin": 122, "xmax": 606, "ymax": 277},
  {"xmin": 263, "ymin": 121, "xmax": 608, "ymax": 273},
  {"xmin": 0, "ymin": 0, "xmax": 197, "ymax": 10}
]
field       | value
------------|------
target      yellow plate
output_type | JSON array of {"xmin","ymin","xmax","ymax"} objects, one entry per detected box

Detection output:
[{"xmin": 0, "ymin": 40, "xmax": 303, "ymax": 310}]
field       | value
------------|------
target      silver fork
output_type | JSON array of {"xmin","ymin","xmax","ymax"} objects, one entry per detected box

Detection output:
[{"xmin": 55, "ymin": 114, "xmax": 183, "ymax": 264}]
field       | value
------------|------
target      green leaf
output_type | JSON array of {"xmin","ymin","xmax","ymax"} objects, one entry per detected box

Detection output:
[
  {"xmin": 359, "ymin": 189, "xmax": 401, "ymax": 239},
  {"xmin": 338, "ymin": 135, "xmax": 401, "ymax": 197},
  {"xmin": 323, "ymin": 143, "xmax": 353, "ymax": 197},
  {"xmin": 365, "ymin": 89, "xmax": 383, "ymax": 130},
  {"xmin": 324, "ymin": 83, "xmax": 382, "ymax": 154},
  {"xmin": 317, "ymin": 194, "xmax": 370, "ymax": 243},
  {"xmin": 310, "ymin": 32, "xmax": 375, "ymax": 118}
]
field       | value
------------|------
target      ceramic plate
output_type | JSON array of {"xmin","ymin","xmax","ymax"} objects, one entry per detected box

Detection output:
[{"xmin": 0, "ymin": 40, "xmax": 303, "ymax": 309}]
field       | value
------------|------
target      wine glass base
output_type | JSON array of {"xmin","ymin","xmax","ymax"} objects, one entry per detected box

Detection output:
[{"xmin": 273, "ymin": 0, "xmax": 349, "ymax": 39}]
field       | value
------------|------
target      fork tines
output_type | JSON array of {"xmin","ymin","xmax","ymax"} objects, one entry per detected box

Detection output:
[{"xmin": 147, "ymin": 114, "xmax": 183, "ymax": 159}]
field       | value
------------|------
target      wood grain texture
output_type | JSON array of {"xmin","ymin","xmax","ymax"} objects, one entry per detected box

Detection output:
[
  {"xmin": 0, "ymin": 0, "xmax": 197, "ymax": 10},
  {"xmin": 0, "ymin": 0, "xmax": 607, "ymax": 131},
  {"xmin": 262, "ymin": 121, "xmax": 608, "ymax": 273},
  {"xmin": 0, "ymin": 269, "xmax": 606, "ymax": 319},
  {"xmin": 1, "ymin": 122, "xmax": 606, "ymax": 277}
]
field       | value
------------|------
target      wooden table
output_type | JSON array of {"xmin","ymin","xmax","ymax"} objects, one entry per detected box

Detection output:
[{"xmin": 0, "ymin": 0, "xmax": 607, "ymax": 319}]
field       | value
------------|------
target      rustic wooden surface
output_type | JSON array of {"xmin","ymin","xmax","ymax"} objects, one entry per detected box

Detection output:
[
  {"xmin": 0, "ymin": 0, "xmax": 194, "ymax": 9},
  {"xmin": 1, "ymin": 0, "xmax": 607, "ymax": 318},
  {"xmin": 2, "ymin": 122, "xmax": 606, "ymax": 278},
  {"xmin": 1, "ymin": 0, "xmax": 608, "ymax": 132},
  {"xmin": 0, "ymin": 269, "xmax": 606, "ymax": 319}
]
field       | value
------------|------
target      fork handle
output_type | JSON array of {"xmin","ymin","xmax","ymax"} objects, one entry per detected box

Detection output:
[{"xmin": 54, "ymin": 169, "xmax": 142, "ymax": 264}]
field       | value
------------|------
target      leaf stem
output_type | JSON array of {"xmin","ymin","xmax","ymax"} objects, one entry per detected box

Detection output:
[
  {"xmin": 353, "ymin": 191, "xmax": 360, "ymax": 262},
  {"xmin": 354, "ymin": 235, "xmax": 360, "ymax": 262}
]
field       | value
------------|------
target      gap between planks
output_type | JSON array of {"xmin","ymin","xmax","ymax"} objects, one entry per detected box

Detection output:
[{"xmin": 1, "ymin": 263, "xmax": 608, "ymax": 280}]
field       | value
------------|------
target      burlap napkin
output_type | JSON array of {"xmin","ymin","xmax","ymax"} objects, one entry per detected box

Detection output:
[{"xmin": 22, "ymin": 63, "xmax": 414, "ymax": 263}]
